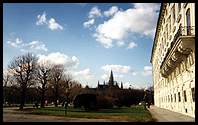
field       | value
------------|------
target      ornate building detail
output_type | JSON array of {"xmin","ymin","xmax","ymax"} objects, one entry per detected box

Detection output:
[{"xmin": 150, "ymin": 3, "xmax": 195, "ymax": 118}]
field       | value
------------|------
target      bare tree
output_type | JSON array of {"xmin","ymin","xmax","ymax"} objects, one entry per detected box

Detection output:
[
  {"xmin": 3, "ymin": 69, "xmax": 12, "ymax": 87},
  {"xmin": 68, "ymin": 80, "xmax": 82, "ymax": 102},
  {"xmin": 50, "ymin": 64, "xmax": 65, "ymax": 107},
  {"xmin": 62, "ymin": 74, "xmax": 73, "ymax": 101},
  {"xmin": 36, "ymin": 62, "xmax": 51, "ymax": 108},
  {"xmin": 3, "ymin": 69, "xmax": 12, "ymax": 104},
  {"xmin": 8, "ymin": 53, "xmax": 38, "ymax": 109}
]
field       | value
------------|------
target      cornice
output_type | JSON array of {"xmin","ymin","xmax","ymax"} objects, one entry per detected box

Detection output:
[{"xmin": 150, "ymin": 3, "xmax": 167, "ymax": 63}]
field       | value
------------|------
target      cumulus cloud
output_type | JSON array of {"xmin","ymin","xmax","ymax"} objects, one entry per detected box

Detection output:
[
  {"xmin": 6, "ymin": 38, "xmax": 48, "ymax": 52},
  {"xmin": 142, "ymin": 66, "xmax": 152, "ymax": 76},
  {"xmin": 37, "ymin": 52, "xmax": 79, "ymax": 68},
  {"xmin": 93, "ymin": 3, "xmax": 160, "ymax": 48},
  {"xmin": 93, "ymin": 33, "xmax": 113, "ymax": 48},
  {"xmin": 7, "ymin": 38, "xmax": 23, "ymax": 48},
  {"xmin": 101, "ymin": 64, "xmax": 132, "ymax": 74},
  {"xmin": 36, "ymin": 12, "xmax": 47, "ymax": 25},
  {"xmin": 36, "ymin": 12, "xmax": 63, "ymax": 31},
  {"xmin": 83, "ymin": 19, "xmax": 95, "ymax": 28},
  {"xmin": 74, "ymin": 68, "xmax": 94, "ymax": 80},
  {"xmin": 101, "ymin": 74, "xmax": 108, "ymax": 80},
  {"xmin": 104, "ymin": 6, "xmax": 119, "ymax": 17},
  {"xmin": 124, "ymin": 82, "xmax": 142, "ymax": 89},
  {"xmin": 48, "ymin": 18, "xmax": 63, "ymax": 31},
  {"xmin": 25, "ymin": 41, "xmax": 48, "ymax": 52},
  {"xmin": 88, "ymin": 6, "xmax": 102, "ymax": 19},
  {"xmin": 127, "ymin": 42, "xmax": 137, "ymax": 49}
]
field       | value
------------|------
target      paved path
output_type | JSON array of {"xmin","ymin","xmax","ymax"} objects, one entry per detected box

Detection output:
[
  {"xmin": 3, "ymin": 107, "xmax": 114, "ymax": 122},
  {"xmin": 148, "ymin": 105, "xmax": 195, "ymax": 122}
]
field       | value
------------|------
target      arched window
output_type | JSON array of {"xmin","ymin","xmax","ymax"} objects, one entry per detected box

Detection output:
[{"xmin": 186, "ymin": 9, "xmax": 191, "ymax": 35}]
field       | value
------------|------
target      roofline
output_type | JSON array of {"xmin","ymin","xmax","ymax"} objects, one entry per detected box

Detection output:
[{"xmin": 150, "ymin": 3, "xmax": 167, "ymax": 63}]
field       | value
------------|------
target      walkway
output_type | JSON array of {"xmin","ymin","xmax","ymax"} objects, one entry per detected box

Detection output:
[
  {"xmin": 148, "ymin": 105, "xmax": 195, "ymax": 122},
  {"xmin": 3, "ymin": 107, "xmax": 114, "ymax": 122}
]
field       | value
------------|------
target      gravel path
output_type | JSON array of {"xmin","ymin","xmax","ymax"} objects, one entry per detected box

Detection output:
[
  {"xmin": 3, "ymin": 107, "xmax": 114, "ymax": 122},
  {"xmin": 148, "ymin": 105, "xmax": 195, "ymax": 122}
]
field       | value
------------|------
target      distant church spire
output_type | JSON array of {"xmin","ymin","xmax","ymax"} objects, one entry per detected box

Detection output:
[
  {"xmin": 108, "ymin": 70, "xmax": 114, "ymax": 86},
  {"xmin": 121, "ymin": 82, "xmax": 123, "ymax": 89}
]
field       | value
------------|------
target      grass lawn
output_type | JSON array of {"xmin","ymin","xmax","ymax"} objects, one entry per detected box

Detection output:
[{"xmin": 24, "ymin": 105, "xmax": 155, "ymax": 122}]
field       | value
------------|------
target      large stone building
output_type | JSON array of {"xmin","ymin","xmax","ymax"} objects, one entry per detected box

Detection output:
[{"xmin": 150, "ymin": 3, "xmax": 195, "ymax": 117}]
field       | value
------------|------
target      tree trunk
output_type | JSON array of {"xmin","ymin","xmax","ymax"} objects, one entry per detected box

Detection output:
[
  {"xmin": 40, "ymin": 89, "xmax": 45, "ymax": 108},
  {"xmin": 19, "ymin": 86, "xmax": 26, "ymax": 110},
  {"xmin": 54, "ymin": 85, "xmax": 58, "ymax": 107}
]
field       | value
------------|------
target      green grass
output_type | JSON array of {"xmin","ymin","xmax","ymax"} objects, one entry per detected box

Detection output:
[{"xmin": 26, "ymin": 105, "xmax": 154, "ymax": 122}]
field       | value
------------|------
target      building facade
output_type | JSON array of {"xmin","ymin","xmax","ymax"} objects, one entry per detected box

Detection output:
[{"xmin": 150, "ymin": 3, "xmax": 195, "ymax": 117}]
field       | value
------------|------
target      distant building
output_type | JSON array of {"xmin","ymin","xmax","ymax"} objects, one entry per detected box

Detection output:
[
  {"xmin": 80, "ymin": 70, "xmax": 121, "ymax": 96},
  {"xmin": 150, "ymin": 3, "xmax": 195, "ymax": 117},
  {"xmin": 97, "ymin": 70, "xmax": 120, "ymax": 89}
]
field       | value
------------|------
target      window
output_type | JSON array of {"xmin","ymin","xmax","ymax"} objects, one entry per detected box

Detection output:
[
  {"xmin": 186, "ymin": 9, "xmax": 191, "ymax": 35},
  {"xmin": 178, "ymin": 92, "xmax": 181, "ymax": 102},
  {"xmin": 171, "ymin": 94, "xmax": 173, "ymax": 102},
  {"xmin": 174, "ymin": 93, "xmax": 176, "ymax": 102},
  {"xmin": 184, "ymin": 90, "xmax": 187, "ymax": 102},
  {"xmin": 191, "ymin": 88, "xmax": 195, "ymax": 102}
]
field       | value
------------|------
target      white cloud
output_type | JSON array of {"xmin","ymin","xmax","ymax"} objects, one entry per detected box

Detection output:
[
  {"xmin": 134, "ymin": 3, "xmax": 160, "ymax": 11},
  {"xmin": 48, "ymin": 18, "xmax": 63, "ymax": 31},
  {"xmin": 93, "ymin": 33, "xmax": 113, "ymax": 48},
  {"xmin": 7, "ymin": 37, "xmax": 48, "ymax": 52},
  {"xmin": 36, "ymin": 12, "xmax": 47, "ymax": 25},
  {"xmin": 74, "ymin": 68, "xmax": 94, "ymax": 80},
  {"xmin": 83, "ymin": 19, "xmax": 95, "ymax": 28},
  {"xmin": 88, "ymin": 6, "xmax": 102, "ymax": 19},
  {"xmin": 116, "ymin": 41, "xmax": 125, "ymax": 47},
  {"xmin": 127, "ymin": 42, "xmax": 137, "ymax": 49},
  {"xmin": 25, "ymin": 41, "xmax": 48, "ymax": 52},
  {"xmin": 101, "ymin": 74, "xmax": 108, "ymax": 80},
  {"xmin": 101, "ymin": 64, "xmax": 132, "ymax": 74},
  {"xmin": 93, "ymin": 3, "xmax": 160, "ymax": 48},
  {"xmin": 36, "ymin": 12, "xmax": 63, "ymax": 31},
  {"xmin": 7, "ymin": 38, "xmax": 23, "ymax": 48},
  {"xmin": 142, "ymin": 66, "xmax": 152, "ymax": 76},
  {"xmin": 37, "ymin": 52, "xmax": 79, "ymax": 68},
  {"xmin": 104, "ymin": 6, "xmax": 119, "ymax": 17},
  {"xmin": 124, "ymin": 82, "xmax": 142, "ymax": 89}
]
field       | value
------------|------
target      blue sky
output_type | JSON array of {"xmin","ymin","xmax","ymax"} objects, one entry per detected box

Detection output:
[{"xmin": 3, "ymin": 3, "xmax": 161, "ymax": 89}]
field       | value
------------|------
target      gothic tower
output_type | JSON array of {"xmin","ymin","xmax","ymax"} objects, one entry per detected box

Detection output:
[{"xmin": 108, "ymin": 70, "xmax": 114, "ymax": 86}]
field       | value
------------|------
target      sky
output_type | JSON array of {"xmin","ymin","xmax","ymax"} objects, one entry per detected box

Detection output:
[{"xmin": 3, "ymin": 3, "xmax": 161, "ymax": 89}]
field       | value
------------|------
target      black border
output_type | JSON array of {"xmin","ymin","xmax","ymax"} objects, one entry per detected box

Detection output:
[{"xmin": 1, "ymin": 1, "xmax": 197, "ymax": 125}]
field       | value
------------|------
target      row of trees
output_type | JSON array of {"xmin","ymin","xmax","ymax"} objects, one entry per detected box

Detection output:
[
  {"xmin": 3, "ymin": 53, "xmax": 82, "ymax": 109},
  {"xmin": 73, "ymin": 87, "xmax": 153, "ymax": 110}
]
